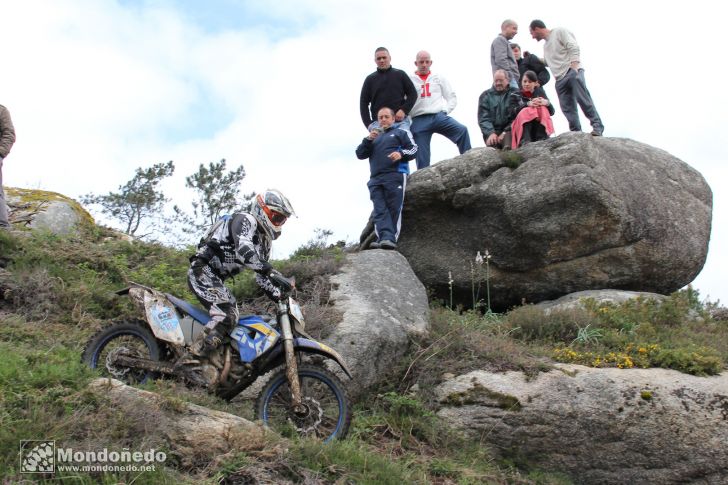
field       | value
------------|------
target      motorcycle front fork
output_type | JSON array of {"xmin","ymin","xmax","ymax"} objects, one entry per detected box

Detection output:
[{"xmin": 277, "ymin": 303, "xmax": 305, "ymax": 415}]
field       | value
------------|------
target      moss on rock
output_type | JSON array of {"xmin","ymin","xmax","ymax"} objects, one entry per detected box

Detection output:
[{"xmin": 6, "ymin": 187, "xmax": 95, "ymax": 233}]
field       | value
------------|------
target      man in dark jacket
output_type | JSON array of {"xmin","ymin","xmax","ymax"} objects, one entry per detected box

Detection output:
[
  {"xmin": 356, "ymin": 107, "xmax": 417, "ymax": 250},
  {"xmin": 511, "ymin": 43, "xmax": 550, "ymax": 86},
  {"xmin": 0, "ymin": 104, "xmax": 16, "ymax": 230},
  {"xmin": 478, "ymin": 70, "xmax": 520, "ymax": 149},
  {"xmin": 360, "ymin": 47, "xmax": 418, "ymax": 132}
]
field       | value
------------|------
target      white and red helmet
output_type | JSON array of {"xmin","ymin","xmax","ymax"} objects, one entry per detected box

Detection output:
[{"xmin": 252, "ymin": 189, "xmax": 295, "ymax": 240}]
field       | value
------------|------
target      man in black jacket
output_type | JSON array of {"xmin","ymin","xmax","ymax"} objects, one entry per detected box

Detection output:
[
  {"xmin": 511, "ymin": 43, "xmax": 550, "ymax": 87},
  {"xmin": 360, "ymin": 47, "xmax": 418, "ymax": 132}
]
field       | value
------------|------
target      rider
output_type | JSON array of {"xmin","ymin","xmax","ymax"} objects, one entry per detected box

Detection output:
[{"xmin": 183, "ymin": 189, "xmax": 295, "ymax": 362}]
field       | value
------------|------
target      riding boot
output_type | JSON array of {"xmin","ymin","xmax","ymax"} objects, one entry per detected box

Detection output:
[{"xmin": 172, "ymin": 327, "xmax": 219, "ymax": 385}]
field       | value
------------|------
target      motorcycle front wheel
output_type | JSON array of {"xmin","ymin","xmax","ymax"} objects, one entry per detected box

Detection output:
[
  {"xmin": 256, "ymin": 364, "xmax": 351, "ymax": 442},
  {"xmin": 82, "ymin": 321, "xmax": 161, "ymax": 384}
]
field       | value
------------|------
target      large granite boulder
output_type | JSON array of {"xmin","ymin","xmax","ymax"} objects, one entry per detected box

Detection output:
[
  {"xmin": 87, "ymin": 378, "xmax": 273, "ymax": 469},
  {"xmin": 395, "ymin": 133, "xmax": 712, "ymax": 310},
  {"xmin": 5, "ymin": 187, "xmax": 94, "ymax": 235},
  {"xmin": 435, "ymin": 365, "xmax": 728, "ymax": 484},
  {"xmin": 326, "ymin": 250, "xmax": 429, "ymax": 397}
]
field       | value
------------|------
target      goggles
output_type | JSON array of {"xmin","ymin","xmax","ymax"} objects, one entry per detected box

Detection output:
[{"xmin": 258, "ymin": 195, "xmax": 288, "ymax": 226}]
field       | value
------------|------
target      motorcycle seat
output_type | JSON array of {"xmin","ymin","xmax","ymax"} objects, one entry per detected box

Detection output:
[
  {"xmin": 165, "ymin": 294, "xmax": 275, "ymax": 328},
  {"xmin": 165, "ymin": 294, "xmax": 212, "ymax": 325}
]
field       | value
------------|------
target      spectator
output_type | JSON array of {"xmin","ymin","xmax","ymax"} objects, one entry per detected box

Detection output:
[
  {"xmin": 0, "ymin": 104, "xmax": 16, "ymax": 230},
  {"xmin": 408, "ymin": 50, "xmax": 471, "ymax": 170},
  {"xmin": 529, "ymin": 19, "xmax": 604, "ymax": 136},
  {"xmin": 360, "ymin": 47, "xmax": 418, "ymax": 132},
  {"xmin": 510, "ymin": 43, "xmax": 550, "ymax": 87},
  {"xmin": 491, "ymin": 20, "xmax": 520, "ymax": 89},
  {"xmin": 478, "ymin": 70, "xmax": 519, "ymax": 149},
  {"xmin": 510, "ymin": 70, "xmax": 555, "ymax": 148},
  {"xmin": 355, "ymin": 107, "xmax": 417, "ymax": 250}
]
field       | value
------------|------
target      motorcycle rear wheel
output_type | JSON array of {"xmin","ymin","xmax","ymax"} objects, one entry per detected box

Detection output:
[
  {"xmin": 82, "ymin": 321, "xmax": 161, "ymax": 384},
  {"xmin": 256, "ymin": 364, "xmax": 351, "ymax": 442}
]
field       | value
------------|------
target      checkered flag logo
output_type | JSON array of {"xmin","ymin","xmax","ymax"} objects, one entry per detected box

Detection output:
[{"xmin": 20, "ymin": 440, "xmax": 55, "ymax": 473}]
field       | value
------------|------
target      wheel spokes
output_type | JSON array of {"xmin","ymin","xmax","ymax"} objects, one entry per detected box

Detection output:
[
  {"xmin": 265, "ymin": 375, "xmax": 341, "ymax": 439},
  {"xmin": 97, "ymin": 334, "xmax": 152, "ymax": 382}
]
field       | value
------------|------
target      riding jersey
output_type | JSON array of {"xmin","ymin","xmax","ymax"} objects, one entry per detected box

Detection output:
[{"xmin": 193, "ymin": 212, "xmax": 280, "ymax": 299}]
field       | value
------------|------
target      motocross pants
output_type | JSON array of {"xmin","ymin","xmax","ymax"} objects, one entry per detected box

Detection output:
[{"xmin": 187, "ymin": 261, "xmax": 239, "ymax": 340}]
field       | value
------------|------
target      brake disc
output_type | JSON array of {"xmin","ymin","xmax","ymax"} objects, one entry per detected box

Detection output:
[
  {"xmin": 292, "ymin": 397, "xmax": 324, "ymax": 436},
  {"xmin": 105, "ymin": 347, "xmax": 133, "ymax": 379}
]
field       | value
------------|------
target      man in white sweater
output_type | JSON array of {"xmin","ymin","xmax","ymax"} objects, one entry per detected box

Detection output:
[
  {"xmin": 408, "ymin": 51, "xmax": 471, "ymax": 170},
  {"xmin": 529, "ymin": 19, "xmax": 604, "ymax": 136}
]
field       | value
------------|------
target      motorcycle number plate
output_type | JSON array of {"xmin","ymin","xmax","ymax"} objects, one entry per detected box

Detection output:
[
  {"xmin": 144, "ymin": 292, "xmax": 185, "ymax": 345},
  {"xmin": 289, "ymin": 297, "xmax": 305, "ymax": 326}
]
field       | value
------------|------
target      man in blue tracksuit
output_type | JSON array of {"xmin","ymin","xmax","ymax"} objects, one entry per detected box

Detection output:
[{"xmin": 356, "ymin": 107, "xmax": 417, "ymax": 250}]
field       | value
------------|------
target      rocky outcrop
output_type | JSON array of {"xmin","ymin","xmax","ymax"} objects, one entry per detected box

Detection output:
[
  {"xmin": 533, "ymin": 289, "xmax": 666, "ymax": 314},
  {"xmin": 87, "ymin": 378, "xmax": 274, "ymax": 468},
  {"xmin": 327, "ymin": 250, "xmax": 429, "ymax": 396},
  {"xmin": 5, "ymin": 187, "xmax": 93, "ymax": 235},
  {"xmin": 392, "ymin": 133, "xmax": 712, "ymax": 310},
  {"xmin": 436, "ymin": 365, "xmax": 728, "ymax": 484}
]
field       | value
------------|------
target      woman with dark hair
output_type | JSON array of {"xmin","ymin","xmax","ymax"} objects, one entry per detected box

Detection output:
[{"xmin": 510, "ymin": 70, "xmax": 555, "ymax": 148}]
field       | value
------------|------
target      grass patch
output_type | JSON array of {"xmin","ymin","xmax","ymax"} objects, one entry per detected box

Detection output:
[
  {"xmin": 1, "ymin": 222, "xmax": 725, "ymax": 483},
  {"xmin": 0, "ymin": 316, "xmax": 188, "ymax": 482},
  {"xmin": 400, "ymin": 308, "xmax": 552, "ymax": 405},
  {"xmin": 500, "ymin": 150, "xmax": 524, "ymax": 169}
]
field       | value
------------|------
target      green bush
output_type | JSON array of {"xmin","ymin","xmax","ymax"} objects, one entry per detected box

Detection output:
[
  {"xmin": 651, "ymin": 346, "xmax": 723, "ymax": 376},
  {"xmin": 505, "ymin": 305, "xmax": 590, "ymax": 342},
  {"xmin": 500, "ymin": 150, "xmax": 523, "ymax": 169},
  {"xmin": 540, "ymin": 290, "xmax": 727, "ymax": 374}
]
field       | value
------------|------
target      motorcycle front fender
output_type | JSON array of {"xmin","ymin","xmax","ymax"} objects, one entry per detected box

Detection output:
[
  {"xmin": 294, "ymin": 338, "xmax": 353, "ymax": 379},
  {"xmin": 258, "ymin": 338, "xmax": 353, "ymax": 379}
]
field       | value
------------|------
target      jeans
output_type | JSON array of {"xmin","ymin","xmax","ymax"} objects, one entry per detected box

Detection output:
[
  {"xmin": 555, "ymin": 68, "xmax": 603, "ymax": 133},
  {"xmin": 410, "ymin": 112, "xmax": 471, "ymax": 169}
]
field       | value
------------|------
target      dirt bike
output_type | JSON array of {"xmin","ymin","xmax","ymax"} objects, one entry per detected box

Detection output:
[{"xmin": 82, "ymin": 272, "xmax": 352, "ymax": 442}]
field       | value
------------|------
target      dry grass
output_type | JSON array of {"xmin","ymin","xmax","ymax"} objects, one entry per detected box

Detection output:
[{"xmin": 398, "ymin": 308, "xmax": 552, "ymax": 405}]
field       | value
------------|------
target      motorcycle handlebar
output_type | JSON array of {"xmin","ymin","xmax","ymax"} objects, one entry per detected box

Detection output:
[{"xmin": 268, "ymin": 270, "xmax": 295, "ymax": 294}]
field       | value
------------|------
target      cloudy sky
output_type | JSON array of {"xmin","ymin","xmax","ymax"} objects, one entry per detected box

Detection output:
[{"xmin": 2, "ymin": 0, "xmax": 726, "ymax": 303}]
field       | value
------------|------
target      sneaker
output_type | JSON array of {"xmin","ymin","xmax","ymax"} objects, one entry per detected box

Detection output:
[
  {"xmin": 379, "ymin": 240, "xmax": 397, "ymax": 250},
  {"xmin": 590, "ymin": 130, "xmax": 603, "ymax": 136},
  {"xmin": 368, "ymin": 241, "xmax": 382, "ymax": 249}
]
